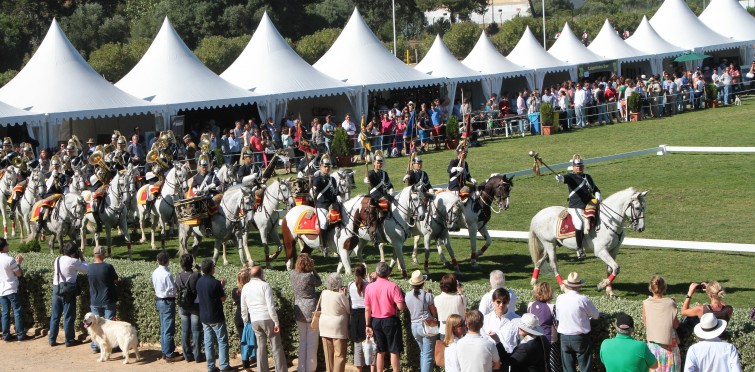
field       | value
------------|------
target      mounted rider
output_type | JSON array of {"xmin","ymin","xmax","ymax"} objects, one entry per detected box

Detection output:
[
  {"xmin": 8, "ymin": 143, "xmax": 38, "ymax": 218},
  {"xmin": 63, "ymin": 136, "xmax": 85, "ymax": 177},
  {"xmin": 447, "ymin": 143, "xmax": 477, "ymax": 202},
  {"xmin": 403, "ymin": 155, "xmax": 432, "ymax": 196},
  {"xmin": 236, "ymin": 146, "xmax": 265, "ymax": 208},
  {"xmin": 88, "ymin": 158, "xmax": 116, "ymax": 233},
  {"xmin": 556, "ymin": 154, "xmax": 602, "ymax": 260},
  {"xmin": 36, "ymin": 155, "xmax": 67, "ymax": 235},
  {"xmin": 0, "ymin": 137, "xmax": 18, "ymax": 168},
  {"xmin": 190, "ymin": 152, "xmax": 221, "ymax": 235},
  {"xmin": 364, "ymin": 150, "xmax": 393, "ymax": 222},
  {"xmin": 143, "ymin": 136, "xmax": 174, "ymax": 213},
  {"xmin": 312, "ymin": 154, "xmax": 340, "ymax": 249}
]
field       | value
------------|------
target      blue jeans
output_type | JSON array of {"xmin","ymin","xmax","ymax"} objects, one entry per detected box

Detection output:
[
  {"xmin": 203, "ymin": 322, "xmax": 230, "ymax": 371},
  {"xmin": 723, "ymin": 84, "xmax": 731, "ymax": 105},
  {"xmin": 0, "ymin": 293, "xmax": 24, "ymax": 341},
  {"xmin": 574, "ymin": 105, "xmax": 585, "ymax": 127},
  {"xmin": 410, "ymin": 322, "xmax": 437, "ymax": 372},
  {"xmin": 597, "ymin": 103, "xmax": 609, "ymax": 124},
  {"xmin": 155, "ymin": 298, "xmax": 177, "ymax": 357},
  {"xmin": 560, "ymin": 333, "xmax": 593, "ymax": 372},
  {"xmin": 89, "ymin": 303, "xmax": 116, "ymax": 350},
  {"xmin": 180, "ymin": 307, "xmax": 202, "ymax": 361},
  {"xmin": 49, "ymin": 285, "xmax": 77, "ymax": 345}
]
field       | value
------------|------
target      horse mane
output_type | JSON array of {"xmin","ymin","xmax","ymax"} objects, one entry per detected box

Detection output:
[{"xmin": 603, "ymin": 187, "xmax": 638, "ymax": 209}]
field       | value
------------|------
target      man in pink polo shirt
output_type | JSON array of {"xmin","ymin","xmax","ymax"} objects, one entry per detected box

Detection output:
[{"xmin": 364, "ymin": 262, "xmax": 406, "ymax": 372}]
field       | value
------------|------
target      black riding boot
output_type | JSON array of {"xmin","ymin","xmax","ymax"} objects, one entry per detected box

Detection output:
[
  {"xmin": 93, "ymin": 200, "xmax": 103, "ymax": 233},
  {"xmin": 144, "ymin": 197, "xmax": 154, "ymax": 213},
  {"xmin": 319, "ymin": 228, "xmax": 328, "ymax": 250},
  {"xmin": 204, "ymin": 219, "xmax": 213, "ymax": 236},
  {"xmin": 8, "ymin": 198, "xmax": 17, "ymax": 219},
  {"xmin": 37, "ymin": 208, "xmax": 48, "ymax": 234},
  {"xmin": 575, "ymin": 229, "xmax": 586, "ymax": 260}
]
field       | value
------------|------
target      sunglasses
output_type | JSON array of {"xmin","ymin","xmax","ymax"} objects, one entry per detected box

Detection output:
[{"xmin": 494, "ymin": 300, "xmax": 507, "ymax": 305}]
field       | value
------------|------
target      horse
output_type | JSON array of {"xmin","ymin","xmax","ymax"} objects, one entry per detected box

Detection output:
[
  {"xmin": 0, "ymin": 166, "xmax": 19, "ymax": 238},
  {"xmin": 437, "ymin": 174, "xmax": 514, "ymax": 267},
  {"xmin": 28, "ymin": 192, "xmax": 87, "ymax": 254},
  {"xmin": 409, "ymin": 191, "xmax": 465, "ymax": 274},
  {"xmin": 67, "ymin": 169, "xmax": 88, "ymax": 193},
  {"xmin": 528, "ymin": 188, "xmax": 648, "ymax": 296},
  {"xmin": 240, "ymin": 178, "xmax": 296, "ymax": 268},
  {"xmin": 81, "ymin": 165, "xmax": 138, "ymax": 259},
  {"xmin": 340, "ymin": 185, "xmax": 427, "ymax": 278},
  {"xmin": 217, "ymin": 163, "xmax": 240, "ymax": 190},
  {"xmin": 13, "ymin": 168, "xmax": 45, "ymax": 239},
  {"xmin": 280, "ymin": 169, "xmax": 356, "ymax": 271},
  {"xmin": 135, "ymin": 163, "xmax": 192, "ymax": 250}
]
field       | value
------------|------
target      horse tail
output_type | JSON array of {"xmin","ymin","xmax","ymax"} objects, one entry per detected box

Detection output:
[
  {"xmin": 528, "ymin": 223, "xmax": 543, "ymax": 265},
  {"xmin": 281, "ymin": 215, "xmax": 296, "ymax": 263}
]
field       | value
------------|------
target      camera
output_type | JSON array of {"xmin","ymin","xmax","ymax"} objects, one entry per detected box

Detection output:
[{"xmin": 695, "ymin": 282, "xmax": 707, "ymax": 292}]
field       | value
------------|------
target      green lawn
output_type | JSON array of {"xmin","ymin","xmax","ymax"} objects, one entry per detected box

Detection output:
[{"xmin": 11, "ymin": 102, "xmax": 755, "ymax": 307}]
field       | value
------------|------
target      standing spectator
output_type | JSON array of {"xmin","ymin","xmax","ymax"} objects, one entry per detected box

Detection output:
[
  {"xmin": 642, "ymin": 275, "xmax": 680, "ymax": 371},
  {"xmin": 151, "ymin": 251, "xmax": 183, "ymax": 361},
  {"xmin": 516, "ymin": 91, "xmax": 527, "ymax": 116},
  {"xmin": 405, "ymin": 270, "xmax": 439, "ymax": 372},
  {"xmin": 720, "ymin": 67, "xmax": 732, "ymax": 105},
  {"xmin": 196, "ymin": 259, "xmax": 231, "ymax": 372},
  {"xmin": 479, "ymin": 270, "xmax": 518, "ymax": 317},
  {"xmin": 595, "ymin": 84, "xmax": 611, "ymax": 125},
  {"xmin": 241, "ymin": 266, "xmax": 287, "ymax": 372},
  {"xmin": 556, "ymin": 272, "xmax": 600, "ymax": 372},
  {"xmin": 573, "ymin": 84, "xmax": 587, "ymax": 128},
  {"xmin": 527, "ymin": 282, "xmax": 555, "ymax": 343},
  {"xmin": 600, "ymin": 314, "xmax": 658, "ymax": 372},
  {"xmin": 393, "ymin": 117, "xmax": 406, "ymax": 157},
  {"xmin": 481, "ymin": 288, "xmax": 519, "ymax": 355},
  {"xmin": 417, "ymin": 111, "xmax": 431, "ymax": 154},
  {"xmin": 684, "ymin": 313, "xmax": 741, "ymax": 371},
  {"xmin": 0, "ymin": 238, "xmax": 25, "ymax": 342},
  {"xmin": 233, "ymin": 120, "xmax": 244, "ymax": 139},
  {"xmin": 222, "ymin": 129, "xmax": 241, "ymax": 164},
  {"xmin": 455, "ymin": 310, "xmax": 501, "ymax": 372},
  {"xmin": 176, "ymin": 254, "xmax": 202, "ymax": 363},
  {"xmin": 435, "ymin": 274, "xmax": 467, "ymax": 339},
  {"xmin": 87, "ymin": 246, "xmax": 118, "ymax": 353},
  {"xmin": 232, "ymin": 268, "xmax": 256, "ymax": 370},
  {"xmin": 430, "ymin": 101, "xmax": 444, "ymax": 148},
  {"xmin": 291, "ymin": 253, "xmax": 322, "ymax": 372},
  {"xmin": 320, "ymin": 273, "xmax": 351, "ymax": 372},
  {"xmin": 322, "ymin": 115, "xmax": 335, "ymax": 154},
  {"xmin": 49, "ymin": 242, "xmax": 88, "ymax": 347},
  {"xmin": 380, "ymin": 113, "xmax": 394, "ymax": 154},
  {"xmin": 364, "ymin": 261, "xmax": 406, "ymax": 372},
  {"xmin": 128, "ymin": 134, "xmax": 145, "ymax": 165},
  {"xmin": 342, "ymin": 114, "xmax": 357, "ymax": 154},
  {"xmin": 249, "ymin": 128, "xmax": 264, "ymax": 167},
  {"xmin": 443, "ymin": 314, "xmax": 466, "ymax": 372},
  {"xmin": 264, "ymin": 117, "xmax": 280, "ymax": 146},
  {"xmin": 348, "ymin": 265, "xmax": 374, "ymax": 372},
  {"xmin": 492, "ymin": 313, "xmax": 550, "ymax": 372},
  {"xmin": 729, "ymin": 63, "xmax": 741, "ymax": 95},
  {"xmin": 682, "ymin": 281, "xmax": 733, "ymax": 323}
]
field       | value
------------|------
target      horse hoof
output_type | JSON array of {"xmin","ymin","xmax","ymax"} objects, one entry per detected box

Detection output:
[
  {"xmin": 138, "ymin": 239, "xmax": 146, "ymax": 244},
  {"xmin": 223, "ymin": 260, "xmax": 229, "ymax": 266},
  {"xmin": 530, "ymin": 278, "xmax": 537, "ymax": 286},
  {"xmin": 412, "ymin": 257, "xmax": 418, "ymax": 265},
  {"xmin": 470, "ymin": 262, "xmax": 480, "ymax": 269}
]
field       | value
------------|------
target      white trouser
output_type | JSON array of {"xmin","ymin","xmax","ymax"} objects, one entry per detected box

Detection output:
[
  {"xmin": 569, "ymin": 208, "xmax": 585, "ymax": 231},
  {"xmin": 316, "ymin": 208, "xmax": 329, "ymax": 230},
  {"xmin": 296, "ymin": 321, "xmax": 320, "ymax": 372}
]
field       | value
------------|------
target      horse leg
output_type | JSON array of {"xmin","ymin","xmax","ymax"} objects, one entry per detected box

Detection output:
[
  {"xmin": 595, "ymin": 249, "xmax": 620, "ymax": 296},
  {"xmin": 412, "ymin": 236, "xmax": 419, "ymax": 265},
  {"xmin": 2, "ymin": 208, "xmax": 7, "ymax": 239},
  {"xmin": 423, "ymin": 234, "xmax": 432, "ymax": 275},
  {"xmin": 543, "ymin": 242, "xmax": 565, "ymax": 291},
  {"xmin": 267, "ymin": 224, "xmax": 283, "ymax": 260},
  {"xmin": 337, "ymin": 237, "xmax": 352, "ymax": 275},
  {"xmin": 468, "ymin": 224, "xmax": 479, "ymax": 267},
  {"xmin": 441, "ymin": 232, "xmax": 461, "ymax": 274},
  {"xmin": 477, "ymin": 225, "xmax": 492, "ymax": 258},
  {"xmin": 391, "ymin": 234, "xmax": 408, "ymax": 279},
  {"xmin": 120, "ymin": 215, "xmax": 131, "ymax": 260},
  {"xmin": 138, "ymin": 207, "xmax": 147, "ymax": 243},
  {"xmin": 281, "ymin": 218, "xmax": 295, "ymax": 271},
  {"xmin": 378, "ymin": 243, "xmax": 386, "ymax": 263}
]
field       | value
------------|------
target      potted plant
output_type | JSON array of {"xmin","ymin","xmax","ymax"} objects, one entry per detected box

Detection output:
[
  {"xmin": 627, "ymin": 94, "xmax": 641, "ymax": 122},
  {"xmin": 445, "ymin": 115, "xmax": 460, "ymax": 149},
  {"xmin": 331, "ymin": 127, "xmax": 352, "ymax": 167},
  {"xmin": 706, "ymin": 83, "xmax": 718, "ymax": 108},
  {"xmin": 539, "ymin": 102, "xmax": 554, "ymax": 135}
]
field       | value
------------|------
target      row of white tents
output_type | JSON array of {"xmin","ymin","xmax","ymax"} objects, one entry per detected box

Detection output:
[{"xmin": 0, "ymin": 0, "xmax": 753, "ymax": 148}]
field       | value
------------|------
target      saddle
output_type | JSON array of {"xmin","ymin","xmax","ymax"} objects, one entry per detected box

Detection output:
[
  {"xmin": 30, "ymin": 194, "xmax": 62, "ymax": 222},
  {"xmin": 293, "ymin": 209, "xmax": 319, "ymax": 235},
  {"xmin": 8, "ymin": 180, "xmax": 27, "ymax": 203},
  {"xmin": 556, "ymin": 201, "xmax": 600, "ymax": 240}
]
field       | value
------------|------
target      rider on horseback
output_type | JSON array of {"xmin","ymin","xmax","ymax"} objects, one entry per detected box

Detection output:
[
  {"xmin": 404, "ymin": 155, "xmax": 432, "ymax": 197},
  {"xmin": 192, "ymin": 153, "xmax": 221, "ymax": 235},
  {"xmin": 447, "ymin": 144, "xmax": 477, "ymax": 201},
  {"xmin": 364, "ymin": 150, "xmax": 393, "ymax": 222},
  {"xmin": 8, "ymin": 143, "xmax": 37, "ymax": 219},
  {"xmin": 89, "ymin": 165, "xmax": 115, "ymax": 233},
  {"xmin": 556, "ymin": 154, "xmax": 602, "ymax": 260},
  {"xmin": 313, "ymin": 154, "xmax": 339, "ymax": 249},
  {"xmin": 237, "ymin": 147, "xmax": 265, "ymax": 208},
  {"xmin": 37, "ymin": 155, "xmax": 67, "ymax": 235}
]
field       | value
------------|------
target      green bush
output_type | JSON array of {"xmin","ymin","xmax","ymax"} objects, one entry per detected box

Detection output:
[
  {"xmin": 540, "ymin": 102, "xmax": 554, "ymax": 127},
  {"xmin": 445, "ymin": 115, "xmax": 460, "ymax": 140},
  {"xmin": 295, "ymin": 28, "xmax": 341, "ymax": 65},
  {"xmin": 627, "ymin": 93, "xmax": 641, "ymax": 114},
  {"xmin": 13, "ymin": 252, "xmax": 755, "ymax": 371},
  {"xmin": 16, "ymin": 239, "xmax": 41, "ymax": 253},
  {"xmin": 331, "ymin": 127, "xmax": 351, "ymax": 158}
]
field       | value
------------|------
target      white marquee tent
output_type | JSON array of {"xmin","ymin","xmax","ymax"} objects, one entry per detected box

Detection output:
[
  {"xmin": 0, "ymin": 19, "xmax": 155, "ymax": 148},
  {"xmin": 314, "ymin": 9, "xmax": 444, "ymax": 116},
  {"xmin": 116, "ymin": 18, "xmax": 259, "ymax": 129},
  {"xmin": 587, "ymin": 20, "xmax": 650, "ymax": 74},
  {"xmin": 626, "ymin": 16, "xmax": 686, "ymax": 75},
  {"xmin": 462, "ymin": 32, "xmax": 530, "ymax": 100},
  {"xmin": 0, "ymin": 101, "xmax": 44, "ymax": 128},
  {"xmin": 699, "ymin": 0, "xmax": 755, "ymax": 42},
  {"xmin": 221, "ymin": 12, "xmax": 354, "ymax": 122},
  {"xmin": 649, "ymin": 0, "xmax": 740, "ymax": 52},
  {"xmin": 506, "ymin": 27, "xmax": 574, "ymax": 90},
  {"xmin": 548, "ymin": 23, "xmax": 605, "ymax": 66}
]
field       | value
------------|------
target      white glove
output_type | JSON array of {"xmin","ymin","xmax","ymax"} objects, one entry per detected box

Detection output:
[
  {"xmin": 363, "ymin": 177, "xmax": 370, "ymax": 184},
  {"xmin": 297, "ymin": 171, "xmax": 304, "ymax": 178},
  {"xmin": 556, "ymin": 174, "xmax": 564, "ymax": 183},
  {"xmin": 402, "ymin": 175, "xmax": 409, "ymax": 182},
  {"xmin": 470, "ymin": 178, "xmax": 477, "ymax": 185},
  {"xmin": 251, "ymin": 173, "xmax": 259, "ymax": 180},
  {"xmin": 452, "ymin": 166, "xmax": 464, "ymax": 172},
  {"xmin": 388, "ymin": 188, "xmax": 394, "ymax": 194},
  {"xmin": 595, "ymin": 192, "xmax": 602, "ymax": 203}
]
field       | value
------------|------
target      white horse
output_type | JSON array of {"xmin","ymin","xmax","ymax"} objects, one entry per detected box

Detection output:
[
  {"xmin": 240, "ymin": 178, "xmax": 296, "ymax": 268},
  {"xmin": 81, "ymin": 165, "xmax": 137, "ymax": 259},
  {"xmin": 280, "ymin": 169, "xmax": 356, "ymax": 271},
  {"xmin": 136, "ymin": 163, "xmax": 192, "ymax": 250},
  {"xmin": 409, "ymin": 191, "xmax": 465, "ymax": 274},
  {"xmin": 13, "ymin": 168, "xmax": 45, "ymax": 238},
  {"xmin": 28, "ymin": 192, "xmax": 87, "ymax": 254},
  {"xmin": 528, "ymin": 188, "xmax": 648, "ymax": 296},
  {"xmin": 0, "ymin": 166, "xmax": 19, "ymax": 238},
  {"xmin": 339, "ymin": 186, "xmax": 426, "ymax": 278},
  {"xmin": 67, "ymin": 169, "xmax": 88, "ymax": 193},
  {"xmin": 217, "ymin": 163, "xmax": 239, "ymax": 190}
]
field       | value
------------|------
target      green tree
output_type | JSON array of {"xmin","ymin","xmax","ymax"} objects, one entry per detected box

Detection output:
[
  {"xmin": 61, "ymin": 2, "xmax": 106, "ymax": 58},
  {"xmin": 442, "ymin": 21, "xmax": 481, "ymax": 58},
  {"xmin": 295, "ymin": 28, "xmax": 341, "ymax": 64},
  {"xmin": 194, "ymin": 35, "xmax": 251, "ymax": 74},
  {"xmin": 0, "ymin": 70, "xmax": 18, "ymax": 88},
  {"xmin": 88, "ymin": 38, "xmax": 150, "ymax": 82}
]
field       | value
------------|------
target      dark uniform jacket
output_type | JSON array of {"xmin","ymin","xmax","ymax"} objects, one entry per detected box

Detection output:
[
  {"xmin": 313, "ymin": 171, "xmax": 338, "ymax": 208},
  {"xmin": 407, "ymin": 169, "xmax": 431, "ymax": 193},
  {"xmin": 191, "ymin": 171, "xmax": 221, "ymax": 197},
  {"xmin": 367, "ymin": 169, "xmax": 393, "ymax": 199},
  {"xmin": 237, "ymin": 163, "xmax": 260, "ymax": 180},
  {"xmin": 495, "ymin": 335, "xmax": 550, "ymax": 372},
  {"xmin": 44, "ymin": 173, "xmax": 67, "ymax": 197},
  {"xmin": 447, "ymin": 159, "xmax": 471, "ymax": 191},
  {"xmin": 562, "ymin": 173, "xmax": 600, "ymax": 209},
  {"xmin": 0, "ymin": 151, "xmax": 19, "ymax": 168}
]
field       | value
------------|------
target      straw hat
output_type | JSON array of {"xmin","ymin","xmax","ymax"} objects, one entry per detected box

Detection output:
[
  {"xmin": 409, "ymin": 270, "xmax": 426, "ymax": 286},
  {"xmin": 517, "ymin": 313, "xmax": 544, "ymax": 336},
  {"xmin": 564, "ymin": 272, "xmax": 584, "ymax": 289},
  {"xmin": 694, "ymin": 313, "xmax": 727, "ymax": 340}
]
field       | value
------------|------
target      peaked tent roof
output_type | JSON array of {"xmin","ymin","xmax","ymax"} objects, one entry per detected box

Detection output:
[
  {"xmin": 626, "ymin": 16, "xmax": 686, "ymax": 58},
  {"xmin": 116, "ymin": 18, "xmax": 258, "ymax": 112},
  {"xmin": 507, "ymin": 27, "xmax": 572, "ymax": 72},
  {"xmin": 0, "ymin": 19, "xmax": 154, "ymax": 123},
  {"xmin": 699, "ymin": 0, "xmax": 755, "ymax": 42},
  {"xmin": 221, "ymin": 12, "xmax": 353, "ymax": 100},
  {"xmin": 548, "ymin": 23, "xmax": 605, "ymax": 64},
  {"xmin": 314, "ymin": 9, "xmax": 443, "ymax": 91},
  {"xmin": 649, "ymin": 0, "xmax": 739, "ymax": 51},
  {"xmin": 587, "ymin": 20, "xmax": 649, "ymax": 62},
  {"xmin": 0, "ymin": 101, "xmax": 44, "ymax": 126},
  {"xmin": 462, "ymin": 32, "xmax": 528, "ymax": 78},
  {"xmin": 415, "ymin": 35, "xmax": 483, "ymax": 83}
]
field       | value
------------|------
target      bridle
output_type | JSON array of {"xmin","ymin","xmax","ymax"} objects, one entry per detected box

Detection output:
[
  {"xmin": 600, "ymin": 194, "xmax": 646, "ymax": 232},
  {"xmin": 478, "ymin": 176, "xmax": 512, "ymax": 214}
]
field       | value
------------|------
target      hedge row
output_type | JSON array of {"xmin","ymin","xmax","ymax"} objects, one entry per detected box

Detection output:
[{"xmin": 14, "ymin": 252, "xmax": 755, "ymax": 371}]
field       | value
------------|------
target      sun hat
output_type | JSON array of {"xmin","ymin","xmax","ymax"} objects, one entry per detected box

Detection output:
[
  {"xmin": 694, "ymin": 313, "xmax": 727, "ymax": 340},
  {"xmin": 615, "ymin": 313, "xmax": 634, "ymax": 331},
  {"xmin": 409, "ymin": 270, "xmax": 426, "ymax": 286},
  {"xmin": 564, "ymin": 272, "xmax": 584, "ymax": 289},
  {"xmin": 517, "ymin": 313, "xmax": 544, "ymax": 336}
]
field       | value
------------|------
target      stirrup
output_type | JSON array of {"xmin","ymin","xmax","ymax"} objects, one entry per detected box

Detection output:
[{"xmin": 576, "ymin": 247, "xmax": 586, "ymax": 260}]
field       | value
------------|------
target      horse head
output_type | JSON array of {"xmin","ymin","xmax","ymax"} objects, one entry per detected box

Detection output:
[
  {"xmin": 406, "ymin": 186, "xmax": 426, "ymax": 222},
  {"xmin": 70, "ymin": 169, "xmax": 86, "ymax": 193},
  {"xmin": 0, "ymin": 166, "xmax": 17, "ymax": 194},
  {"xmin": 335, "ymin": 169, "xmax": 355, "ymax": 201},
  {"xmin": 277, "ymin": 177, "xmax": 296, "ymax": 209},
  {"xmin": 485, "ymin": 173, "xmax": 514, "ymax": 211},
  {"xmin": 626, "ymin": 191, "xmax": 648, "ymax": 232}
]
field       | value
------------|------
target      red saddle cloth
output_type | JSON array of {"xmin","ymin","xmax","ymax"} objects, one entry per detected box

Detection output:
[
  {"xmin": 31, "ymin": 194, "xmax": 62, "ymax": 222},
  {"xmin": 294, "ymin": 209, "xmax": 319, "ymax": 235},
  {"xmin": 556, "ymin": 212, "xmax": 577, "ymax": 240}
]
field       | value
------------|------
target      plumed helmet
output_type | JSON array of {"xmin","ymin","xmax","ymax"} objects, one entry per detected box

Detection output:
[
  {"xmin": 112, "ymin": 130, "xmax": 121, "ymax": 140},
  {"xmin": 117, "ymin": 135, "xmax": 127, "ymax": 145},
  {"xmin": 3, "ymin": 137, "xmax": 12, "ymax": 146},
  {"xmin": 66, "ymin": 144, "xmax": 76, "ymax": 151},
  {"xmin": 86, "ymin": 138, "xmax": 95, "ymax": 145},
  {"xmin": 320, "ymin": 154, "xmax": 332, "ymax": 166},
  {"xmin": 373, "ymin": 150, "xmax": 384, "ymax": 163},
  {"xmin": 242, "ymin": 146, "xmax": 253, "ymax": 158},
  {"xmin": 51, "ymin": 155, "xmax": 61, "ymax": 166},
  {"xmin": 571, "ymin": 154, "xmax": 584, "ymax": 167},
  {"xmin": 412, "ymin": 156, "xmax": 422, "ymax": 164},
  {"xmin": 198, "ymin": 153, "xmax": 210, "ymax": 167}
]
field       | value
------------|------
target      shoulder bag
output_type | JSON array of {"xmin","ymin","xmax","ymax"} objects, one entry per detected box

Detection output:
[
  {"xmin": 434, "ymin": 338, "xmax": 446, "ymax": 367},
  {"xmin": 422, "ymin": 291, "xmax": 440, "ymax": 337},
  {"xmin": 56, "ymin": 257, "xmax": 80, "ymax": 299},
  {"xmin": 310, "ymin": 293, "xmax": 322, "ymax": 330}
]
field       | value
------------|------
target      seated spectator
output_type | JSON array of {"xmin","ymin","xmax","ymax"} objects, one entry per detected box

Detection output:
[
  {"xmin": 600, "ymin": 314, "xmax": 658, "ymax": 372},
  {"xmin": 684, "ymin": 313, "xmax": 741, "ymax": 371}
]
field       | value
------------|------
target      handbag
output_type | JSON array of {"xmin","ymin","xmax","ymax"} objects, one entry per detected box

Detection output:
[
  {"xmin": 310, "ymin": 293, "xmax": 322, "ymax": 330},
  {"xmin": 56, "ymin": 257, "xmax": 80, "ymax": 299},
  {"xmin": 550, "ymin": 304, "xmax": 559, "ymax": 344},
  {"xmin": 422, "ymin": 292, "xmax": 440, "ymax": 337},
  {"xmin": 434, "ymin": 339, "xmax": 446, "ymax": 367}
]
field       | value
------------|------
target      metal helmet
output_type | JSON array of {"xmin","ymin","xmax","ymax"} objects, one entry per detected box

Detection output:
[
  {"xmin": 320, "ymin": 154, "xmax": 332, "ymax": 166},
  {"xmin": 572, "ymin": 154, "xmax": 584, "ymax": 167},
  {"xmin": 198, "ymin": 153, "xmax": 210, "ymax": 167},
  {"xmin": 51, "ymin": 155, "xmax": 61, "ymax": 167},
  {"xmin": 3, "ymin": 137, "xmax": 12, "ymax": 147},
  {"xmin": 412, "ymin": 156, "xmax": 422, "ymax": 164},
  {"xmin": 373, "ymin": 150, "xmax": 384, "ymax": 163},
  {"xmin": 117, "ymin": 135, "xmax": 127, "ymax": 146}
]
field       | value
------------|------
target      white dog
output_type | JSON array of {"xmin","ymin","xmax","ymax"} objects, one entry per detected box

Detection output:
[{"xmin": 83, "ymin": 312, "xmax": 140, "ymax": 364}]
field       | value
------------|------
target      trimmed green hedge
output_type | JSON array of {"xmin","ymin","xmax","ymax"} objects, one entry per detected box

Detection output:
[{"xmin": 14, "ymin": 252, "xmax": 754, "ymax": 371}]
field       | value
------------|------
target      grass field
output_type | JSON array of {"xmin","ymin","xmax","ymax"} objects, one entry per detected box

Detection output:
[{"xmin": 11, "ymin": 101, "xmax": 755, "ymax": 307}]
